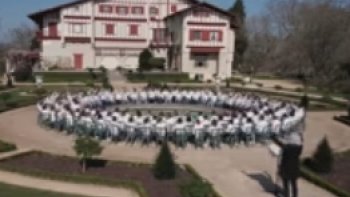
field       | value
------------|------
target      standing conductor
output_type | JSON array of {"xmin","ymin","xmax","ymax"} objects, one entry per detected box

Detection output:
[{"xmin": 272, "ymin": 132, "xmax": 303, "ymax": 197}]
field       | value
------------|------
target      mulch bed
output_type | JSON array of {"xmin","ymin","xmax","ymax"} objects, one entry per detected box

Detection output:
[
  {"xmin": 0, "ymin": 152, "xmax": 194, "ymax": 197},
  {"xmin": 320, "ymin": 152, "xmax": 350, "ymax": 194}
]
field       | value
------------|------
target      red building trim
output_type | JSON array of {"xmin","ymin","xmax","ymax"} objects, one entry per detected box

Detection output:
[
  {"xmin": 64, "ymin": 15, "xmax": 91, "ymax": 20},
  {"xmin": 41, "ymin": 36, "xmax": 61, "ymax": 40},
  {"xmin": 187, "ymin": 21, "xmax": 227, "ymax": 27},
  {"xmin": 188, "ymin": 46, "xmax": 223, "ymax": 53},
  {"xmin": 65, "ymin": 37, "xmax": 91, "ymax": 43},
  {"xmin": 96, "ymin": 37, "xmax": 147, "ymax": 42},
  {"xmin": 95, "ymin": 16, "xmax": 147, "ymax": 22}
]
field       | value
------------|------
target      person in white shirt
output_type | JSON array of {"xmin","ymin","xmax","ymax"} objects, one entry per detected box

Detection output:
[{"xmin": 241, "ymin": 118, "xmax": 255, "ymax": 145}]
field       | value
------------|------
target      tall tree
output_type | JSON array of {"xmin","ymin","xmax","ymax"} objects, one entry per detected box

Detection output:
[{"xmin": 229, "ymin": 0, "xmax": 248, "ymax": 71}]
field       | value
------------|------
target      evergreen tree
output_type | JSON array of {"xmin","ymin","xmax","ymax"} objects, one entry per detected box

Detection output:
[
  {"xmin": 312, "ymin": 137, "xmax": 334, "ymax": 173},
  {"xmin": 138, "ymin": 49, "xmax": 153, "ymax": 71},
  {"xmin": 153, "ymin": 142, "xmax": 176, "ymax": 180},
  {"xmin": 229, "ymin": 0, "xmax": 248, "ymax": 71}
]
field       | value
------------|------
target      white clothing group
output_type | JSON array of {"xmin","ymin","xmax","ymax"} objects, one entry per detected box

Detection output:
[{"xmin": 37, "ymin": 89, "xmax": 305, "ymax": 148}]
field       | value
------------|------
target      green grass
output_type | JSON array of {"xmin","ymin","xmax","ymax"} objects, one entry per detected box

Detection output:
[
  {"xmin": 126, "ymin": 72, "xmax": 198, "ymax": 83},
  {"xmin": 0, "ymin": 182, "xmax": 86, "ymax": 197},
  {"xmin": 33, "ymin": 71, "xmax": 104, "ymax": 83}
]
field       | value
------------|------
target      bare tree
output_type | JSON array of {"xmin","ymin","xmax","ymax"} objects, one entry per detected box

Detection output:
[
  {"xmin": 5, "ymin": 23, "xmax": 36, "ymax": 50},
  {"xmin": 245, "ymin": 0, "xmax": 350, "ymax": 93}
]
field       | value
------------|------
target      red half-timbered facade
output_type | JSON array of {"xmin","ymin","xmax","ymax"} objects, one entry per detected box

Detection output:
[{"xmin": 29, "ymin": 0, "xmax": 236, "ymax": 80}]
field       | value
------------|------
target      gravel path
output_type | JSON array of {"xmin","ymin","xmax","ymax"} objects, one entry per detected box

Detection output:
[{"xmin": 1, "ymin": 106, "xmax": 349, "ymax": 197}]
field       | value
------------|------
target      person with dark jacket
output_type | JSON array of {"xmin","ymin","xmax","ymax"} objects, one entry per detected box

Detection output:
[{"xmin": 272, "ymin": 132, "xmax": 303, "ymax": 197}]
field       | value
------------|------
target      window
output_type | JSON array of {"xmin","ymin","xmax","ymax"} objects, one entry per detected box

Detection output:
[
  {"xmin": 48, "ymin": 22, "xmax": 58, "ymax": 37},
  {"xmin": 72, "ymin": 24, "xmax": 84, "ymax": 34},
  {"xmin": 190, "ymin": 30, "xmax": 201, "ymax": 41},
  {"xmin": 116, "ymin": 6, "xmax": 128, "ymax": 15},
  {"xmin": 153, "ymin": 29, "xmax": 166, "ymax": 42},
  {"xmin": 192, "ymin": 54, "xmax": 209, "ymax": 67},
  {"xmin": 132, "ymin": 7, "xmax": 144, "ymax": 15},
  {"xmin": 105, "ymin": 24, "xmax": 115, "ymax": 35},
  {"xmin": 150, "ymin": 7, "xmax": 159, "ymax": 15},
  {"xmin": 171, "ymin": 5, "xmax": 177, "ymax": 13},
  {"xmin": 209, "ymin": 32, "xmax": 219, "ymax": 41},
  {"xmin": 129, "ymin": 25, "xmax": 139, "ymax": 36},
  {"xmin": 99, "ymin": 5, "xmax": 113, "ymax": 13}
]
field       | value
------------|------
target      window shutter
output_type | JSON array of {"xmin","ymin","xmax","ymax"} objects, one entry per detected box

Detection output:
[
  {"xmin": 218, "ymin": 31, "xmax": 223, "ymax": 41},
  {"xmin": 171, "ymin": 5, "xmax": 177, "ymax": 13},
  {"xmin": 189, "ymin": 30, "xmax": 195, "ymax": 41},
  {"xmin": 106, "ymin": 24, "xmax": 114, "ymax": 35},
  {"xmin": 202, "ymin": 31, "xmax": 209, "ymax": 41},
  {"xmin": 130, "ymin": 25, "xmax": 139, "ymax": 35}
]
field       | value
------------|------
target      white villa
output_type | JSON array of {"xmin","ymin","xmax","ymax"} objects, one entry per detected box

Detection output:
[{"xmin": 29, "ymin": 0, "xmax": 237, "ymax": 80}]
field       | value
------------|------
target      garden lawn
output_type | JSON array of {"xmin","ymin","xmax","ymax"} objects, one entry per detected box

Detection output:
[{"xmin": 0, "ymin": 182, "xmax": 86, "ymax": 197}]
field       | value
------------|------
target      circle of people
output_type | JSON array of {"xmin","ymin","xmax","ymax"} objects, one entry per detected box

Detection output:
[{"xmin": 37, "ymin": 89, "xmax": 305, "ymax": 148}]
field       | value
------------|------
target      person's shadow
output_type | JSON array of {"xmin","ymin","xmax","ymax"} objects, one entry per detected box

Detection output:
[{"xmin": 243, "ymin": 171, "xmax": 283, "ymax": 197}]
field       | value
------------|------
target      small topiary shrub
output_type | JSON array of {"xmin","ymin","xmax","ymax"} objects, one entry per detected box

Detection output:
[
  {"xmin": 306, "ymin": 137, "xmax": 334, "ymax": 174},
  {"xmin": 274, "ymin": 85, "xmax": 283, "ymax": 90},
  {"xmin": 153, "ymin": 142, "xmax": 176, "ymax": 180},
  {"xmin": 87, "ymin": 68, "xmax": 98, "ymax": 80},
  {"xmin": 300, "ymin": 94, "xmax": 309, "ymax": 109},
  {"xmin": 0, "ymin": 140, "xmax": 17, "ymax": 153},
  {"xmin": 138, "ymin": 49, "xmax": 153, "ymax": 71}
]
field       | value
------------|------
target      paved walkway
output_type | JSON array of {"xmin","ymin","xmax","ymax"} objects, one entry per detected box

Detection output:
[
  {"xmin": 1, "ymin": 107, "xmax": 349, "ymax": 197},
  {"xmin": 0, "ymin": 169, "xmax": 138, "ymax": 197}
]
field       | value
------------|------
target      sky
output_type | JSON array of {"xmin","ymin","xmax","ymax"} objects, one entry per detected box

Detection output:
[{"xmin": 0, "ymin": 0, "xmax": 268, "ymax": 33}]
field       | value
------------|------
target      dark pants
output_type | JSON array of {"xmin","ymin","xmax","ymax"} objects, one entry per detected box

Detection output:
[{"xmin": 282, "ymin": 177, "xmax": 298, "ymax": 197}]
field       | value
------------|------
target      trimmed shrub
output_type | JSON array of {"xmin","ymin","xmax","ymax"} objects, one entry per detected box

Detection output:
[
  {"xmin": 87, "ymin": 68, "xmax": 98, "ymax": 80},
  {"xmin": 300, "ymin": 94, "xmax": 310, "ymax": 109},
  {"xmin": 33, "ymin": 88, "xmax": 48, "ymax": 97},
  {"xmin": 148, "ymin": 57, "xmax": 166, "ymax": 70},
  {"xmin": 0, "ymin": 140, "xmax": 17, "ymax": 153},
  {"xmin": 181, "ymin": 180, "xmax": 213, "ymax": 197},
  {"xmin": 13, "ymin": 65, "xmax": 33, "ymax": 82},
  {"xmin": 85, "ymin": 80, "xmax": 95, "ymax": 88},
  {"xmin": 274, "ymin": 85, "xmax": 283, "ymax": 90},
  {"xmin": 153, "ymin": 142, "xmax": 176, "ymax": 180},
  {"xmin": 307, "ymin": 137, "xmax": 334, "ymax": 174},
  {"xmin": 138, "ymin": 49, "xmax": 153, "ymax": 71}
]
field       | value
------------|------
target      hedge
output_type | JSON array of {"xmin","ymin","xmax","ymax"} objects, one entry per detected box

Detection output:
[
  {"xmin": 0, "ymin": 140, "xmax": 17, "ymax": 153},
  {"xmin": 127, "ymin": 72, "xmax": 196, "ymax": 83},
  {"xmin": 182, "ymin": 164, "xmax": 222, "ymax": 197},
  {"xmin": 33, "ymin": 72, "xmax": 104, "ymax": 83},
  {"xmin": 300, "ymin": 166, "xmax": 350, "ymax": 197}
]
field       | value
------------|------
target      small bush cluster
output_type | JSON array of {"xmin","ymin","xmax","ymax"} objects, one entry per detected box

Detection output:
[
  {"xmin": 138, "ymin": 49, "xmax": 165, "ymax": 71},
  {"xmin": 0, "ymin": 140, "xmax": 17, "ymax": 153}
]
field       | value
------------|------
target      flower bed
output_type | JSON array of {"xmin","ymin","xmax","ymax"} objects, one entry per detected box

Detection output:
[{"xmin": 0, "ymin": 151, "xmax": 219, "ymax": 197}]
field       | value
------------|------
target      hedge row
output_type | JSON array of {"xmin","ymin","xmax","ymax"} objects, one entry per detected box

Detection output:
[
  {"xmin": 300, "ymin": 166, "xmax": 350, "ymax": 197},
  {"xmin": 0, "ymin": 140, "xmax": 17, "ymax": 153},
  {"xmin": 33, "ymin": 71, "xmax": 104, "ymax": 83},
  {"xmin": 127, "ymin": 72, "xmax": 196, "ymax": 83},
  {"xmin": 182, "ymin": 164, "xmax": 222, "ymax": 197}
]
